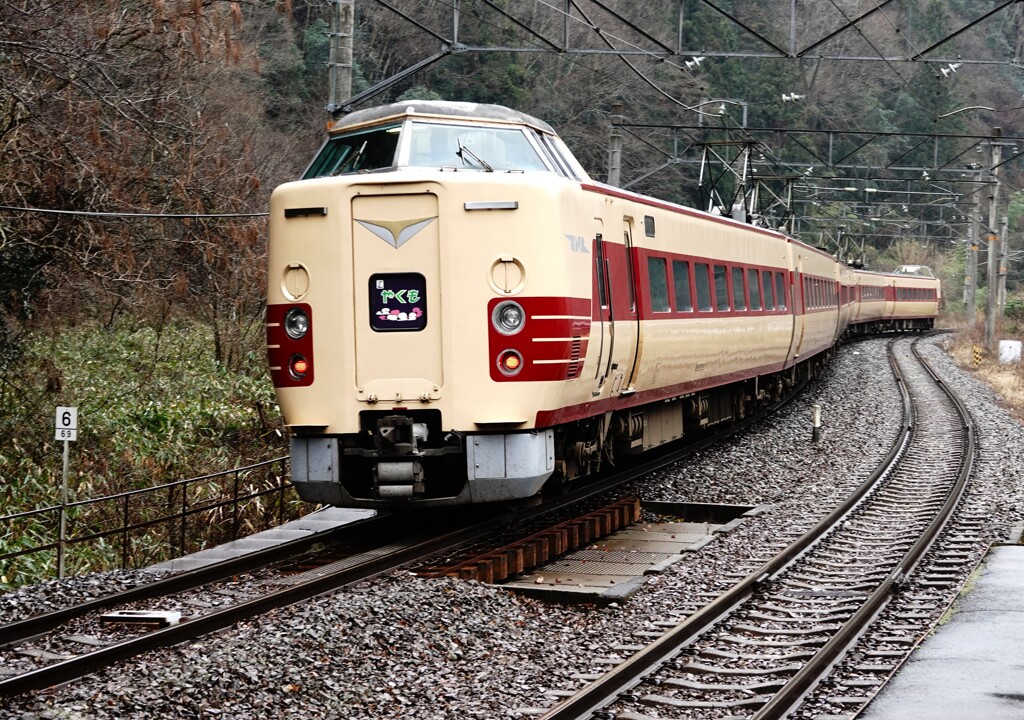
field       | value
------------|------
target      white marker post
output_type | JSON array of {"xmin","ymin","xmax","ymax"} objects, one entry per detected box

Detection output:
[{"xmin": 55, "ymin": 406, "xmax": 78, "ymax": 579}]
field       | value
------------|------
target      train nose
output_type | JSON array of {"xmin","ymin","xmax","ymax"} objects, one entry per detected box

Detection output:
[{"xmin": 351, "ymin": 192, "xmax": 443, "ymax": 405}]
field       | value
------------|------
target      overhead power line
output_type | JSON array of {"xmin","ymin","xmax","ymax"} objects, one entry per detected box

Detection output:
[{"xmin": 0, "ymin": 205, "xmax": 268, "ymax": 219}]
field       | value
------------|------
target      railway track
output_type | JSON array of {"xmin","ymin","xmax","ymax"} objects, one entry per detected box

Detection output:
[
  {"xmin": 0, "ymin": 358, "xmax": 815, "ymax": 702},
  {"xmin": 539, "ymin": 335, "xmax": 976, "ymax": 720},
  {"xmin": 0, "ymin": 511, "xmax": 494, "ymax": 699}
]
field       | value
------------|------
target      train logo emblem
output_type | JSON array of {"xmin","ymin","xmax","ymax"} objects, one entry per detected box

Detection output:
[{"xmin": 356, "ymin": 216, "xmax": 437, "ymax": 249}]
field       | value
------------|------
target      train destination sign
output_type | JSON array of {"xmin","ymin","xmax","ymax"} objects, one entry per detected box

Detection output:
[{"xmin": 369, "ymin": 272, "xmax": 427, "ymax": 332}]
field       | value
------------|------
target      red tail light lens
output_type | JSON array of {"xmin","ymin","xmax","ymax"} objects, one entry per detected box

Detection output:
[
  {"xmin": 289, "ymin": 354, "xmax": 310, "ymax": 380},
  {"xmin": 497, "ymin": 349, "xmax": 523, "ymax": 376}
]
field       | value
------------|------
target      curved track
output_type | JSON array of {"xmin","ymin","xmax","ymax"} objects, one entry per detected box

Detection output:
[
  {"xmin": 540, "ymin": 335, "xmax": 975, "ymax": 720},
  {"xmin": 0, "ymin": 357, "xmax": 816, "ymax": 701}
]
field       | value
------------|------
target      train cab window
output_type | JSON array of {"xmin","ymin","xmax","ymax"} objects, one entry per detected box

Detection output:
[
  {"xmin": 763, "ymin": 271, "xmax": 776, "ymax": 310},
  {"xmin": 303, "ymin": 124, "xmax": 401, "ymax": 178},
  {"xmin": 407, "ymin": 122, "xmax": 550, "ymax": 172},
  {"xmin": 672, "ymin": 260, "xmax": 693, "ymax": 312},
  {"xmin": 748, "ymin": 269, "xmax": 762, "ymax": 311},
  {"xmin": 775, "ymin": 273, "xmax": 786, "ymax": 310},
  {"xmin": 695, "ymin": 263, "xmax": 713, "ymax": 312},
  {"xmin": 731, "ymin": 267, "xmax": 746, "ymax": 311},
  {"xmin": 647, "ymin": 257, "xmax": 670, "ymax": 312},
  {"xmin": 714, "ymin": 265, "xmax": 730, "ymax": 311},
  {"xmin": 535, "ymin": 134, "xmax": 581, "ymax": 179}
]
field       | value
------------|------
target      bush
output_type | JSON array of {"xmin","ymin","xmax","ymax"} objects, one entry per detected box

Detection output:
[{"xmin": 0, "ymin": 317, "xmax": 290, "ymax": 586}]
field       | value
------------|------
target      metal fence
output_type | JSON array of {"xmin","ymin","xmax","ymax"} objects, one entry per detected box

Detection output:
[{"xmin": 1, "ymin": 456, "xmax": 295, "ymax": 582}]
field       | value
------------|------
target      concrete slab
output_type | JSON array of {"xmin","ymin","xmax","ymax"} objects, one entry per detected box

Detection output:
[
  {"xmin": 149, "ymin": 507, "xmax": 376, "ymax": 573},
  {"xmin": 860, "ymin": 545, "xmax": 1024, "ymax": 720},
  {"xmin": 501, "ymin": 519, "xmax": 734, "ymax": 603}
]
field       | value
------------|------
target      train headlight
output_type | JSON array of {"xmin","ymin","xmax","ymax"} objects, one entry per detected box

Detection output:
[
  {"xmin": 492, "ymin": 300, "xmax": 525, "ymax": 336},
  {"xmin": 497, "ymin": 349, "xmax": 524, "ymax": 376},
  {"xmin": 289, "ymin": 354, "xmax": 310, "ymax": 380},
  {"xmin": 284, "ymin": 307, "xmax": 310, "ymax": 340}
]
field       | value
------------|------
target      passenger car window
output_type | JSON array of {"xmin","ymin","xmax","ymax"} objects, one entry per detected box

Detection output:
[
  {"xmin": 714, "ymin": 265, "xmax": 729, "ymax": 311},
  {"xmin": 673, "ymin": 260, "xmax": 693, "ymax": 312},
  {"xmin": 763, "ymin": 271, "xmax": 775, "ymax": 310},
  {"xmin": 648, "ymin": 257, "xmax": 670, "ymax": 312},
  {"xmin": 748, "ymin": 269, "xmax": 762, "ymax": 310},
  {"xmin": 731, "ymin": 267, "xmax": 746, "ymax": 311},
  {"xmin": 695, "ymin": 263, "xmax": 713, "ymax": 312}
]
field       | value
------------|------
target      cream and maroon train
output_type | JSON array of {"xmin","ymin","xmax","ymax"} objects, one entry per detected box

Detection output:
[{"xmin": 266, "ymin": 101, "xmax": 939, "ymax": 508}]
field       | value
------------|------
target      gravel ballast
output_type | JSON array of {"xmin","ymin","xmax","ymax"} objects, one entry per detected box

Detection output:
[{"xmin": 3, "ymin": 336, "xmax": 1022, "ymax": 719}]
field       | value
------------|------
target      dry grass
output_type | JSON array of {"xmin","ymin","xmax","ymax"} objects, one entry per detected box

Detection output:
[{"xmin": 944, "ymin": 323, "xmax": 1024, "ymax": 423}]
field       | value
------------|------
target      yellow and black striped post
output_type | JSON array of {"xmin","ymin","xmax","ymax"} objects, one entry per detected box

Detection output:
[{"xmin": 973, "ymin": 345, "xmax": 984, "ymax": 367}]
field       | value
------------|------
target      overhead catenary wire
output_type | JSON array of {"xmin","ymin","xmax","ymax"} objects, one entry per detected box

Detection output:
[{"xmin": 0, "ymin": 205, "xmax": 268, "ymax": 219}]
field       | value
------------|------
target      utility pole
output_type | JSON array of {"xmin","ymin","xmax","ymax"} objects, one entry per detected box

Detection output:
[
  {"xmin": 998, "ymin": 214, "xmax": 1009, "ymax": 310},
  {"xmin": 607, "ymin": 103, "xmax": 623, "ymax": 187},
  {"xmin": 964, "ymin": 192, "xmax": 979, "ymax": 328},
  {"xmin": 984, "ymin": 128, "xmax": 1002, "ymax": 351},
  {"xmin": 326, "ymin": 0, "xmax": 354, "ymax": 114}
]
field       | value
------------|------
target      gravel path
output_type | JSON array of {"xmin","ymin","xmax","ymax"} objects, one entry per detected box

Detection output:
[{"xmin": 3, "ymin": 336, "xmax": 1021, "ymax": 719}]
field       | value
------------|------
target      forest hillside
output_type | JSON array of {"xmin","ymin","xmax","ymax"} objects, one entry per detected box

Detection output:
[{"xmin": 1, "ymin": 0, "xmax": 1023, "ymax": 580}]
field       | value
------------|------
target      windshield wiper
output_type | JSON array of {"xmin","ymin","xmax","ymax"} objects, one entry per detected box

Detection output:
[
  {"xmin": 456, "ymin": 139, "xmax": 493, "ymax": 172},
  {"xmin": 332, "ymin": 140, "xmax": 367, "ymax": 176}
]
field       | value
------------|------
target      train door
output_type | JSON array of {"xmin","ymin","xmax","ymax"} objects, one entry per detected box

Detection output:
[
  {"xmin": 787, "ymin": 256, "xmax": 805, "ymax": 364},
  {"xmin": 590, "ymin": 219, "xmax": 640, "ymax": 397},
  {"xmin": 620, "ymin": 218, "xmax": 642, "ymax": 394}
]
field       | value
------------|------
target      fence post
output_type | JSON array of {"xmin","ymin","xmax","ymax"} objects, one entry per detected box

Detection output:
[
  {"xmin": 121, "ymin": 494, "xmax": 130, "ymax": 569},
  {"xmin": 278, "ymin": 461, "xmax": 285, "ymax": 527},
  {"xmin": 232, "ymin": 469, "xmax": 240, "ymax": 541},
  {"xmin": 179, "ymin": 482, "xmax": 187, "ymax": 557}
]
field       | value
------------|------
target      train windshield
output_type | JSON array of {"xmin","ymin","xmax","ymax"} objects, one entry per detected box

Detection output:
[
  {"xmin": 405, "ymin": 121, "xmax": 550, "ymax": 172},
  {"xmin": 303, "ymin": 124, "xmax": 402, "ymax": 179}
]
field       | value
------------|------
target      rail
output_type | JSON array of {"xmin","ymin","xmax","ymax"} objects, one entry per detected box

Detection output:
[
  {"xmin": 1, "ymin": 456, "xmax": 295, "ymax": 582},
  {"xmin": 540, "ymin": 334, "xmax": 975, "ymax": 720}
]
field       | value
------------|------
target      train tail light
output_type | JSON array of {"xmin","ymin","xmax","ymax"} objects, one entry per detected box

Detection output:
[
  {"xmin": 497, "ymin": 349, "xmax": 523, "ymax": 376},
  {"xmin": 267, "ymin": 303, "xmax": 314, "ymax": 387},
  {"xmin": 289, "ymin": 354, "xmax": 310, "ymax": 380}
]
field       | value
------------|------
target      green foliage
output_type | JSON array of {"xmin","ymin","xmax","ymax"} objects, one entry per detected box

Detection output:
[
  {"xmin": 0, "ymin": 318, "xmax": 284, "ymax": 509},
  {"xmin": 1004, "ymin": 296, "xmax": 1024, "ymax": 324},
  {"xmin": 0, "ymin": 317, "xmax": 288, "ymax": 587},
  {"xmin": 397, "ymin": 86, "xmax": 444, "ymax": 102}
]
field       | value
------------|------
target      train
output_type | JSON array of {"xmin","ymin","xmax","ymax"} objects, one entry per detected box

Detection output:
[{"xmin": 265, "ymin": 100, "xmax": 940, "ymax": 508}]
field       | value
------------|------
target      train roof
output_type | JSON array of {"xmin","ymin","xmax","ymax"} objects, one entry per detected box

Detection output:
[{"xmin": 331, "ymin": 101, "xmax": 557, "ymax": 135}]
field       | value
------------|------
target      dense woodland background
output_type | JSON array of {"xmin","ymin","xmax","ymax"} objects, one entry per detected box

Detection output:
[{"xmin": 2, "ymin": 0, "xmax": 1024, "ymax": 581}]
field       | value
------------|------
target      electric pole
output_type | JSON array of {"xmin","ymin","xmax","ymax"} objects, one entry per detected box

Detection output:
[
  {"xmin": 326, "ymin": 0, "xmax": 354, "ymax": 114},
  {"xmin": 984, "ymin": 128, "xmax": 1002, "ymax": 351},
  {"xmin": 964, "ymin": 187, "xmax": 979, "ymax": 328},
  {"xmin": 607, "ymin": 103, "xmax": 623, "ymax": 187}
]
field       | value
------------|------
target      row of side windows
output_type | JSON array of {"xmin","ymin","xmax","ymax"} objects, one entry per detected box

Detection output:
[
  {"xmin": 804, "ymin": 276, "xmax": 838, "ymax": 310},
  {"xmin": 896, "ymin": 287, "xmax": 937, "ymax": 301},
  {"xmin": 647, "ymin": 257, "xmax": 788, "ymax": 314},
  {"xmin": 861, "ymin": 286, "xmax": 886, "ymax": 301}
]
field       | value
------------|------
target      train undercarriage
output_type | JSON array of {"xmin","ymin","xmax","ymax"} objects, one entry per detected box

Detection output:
[{"xmin": 289, "ymin": 351, "xmax": 834, "ymax": 508}]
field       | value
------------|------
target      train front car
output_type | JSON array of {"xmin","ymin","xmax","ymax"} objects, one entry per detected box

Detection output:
[{"xmin": 266, "ymin": 101, "xmax": 594, "ymax": 507}]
